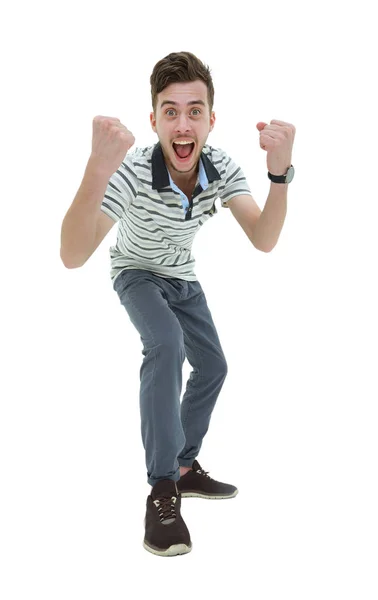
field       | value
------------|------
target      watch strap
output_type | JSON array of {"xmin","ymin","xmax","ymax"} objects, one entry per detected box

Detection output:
[{"xmin": 268, "ymin": 164, "xmax": 293, "ymax": 183}]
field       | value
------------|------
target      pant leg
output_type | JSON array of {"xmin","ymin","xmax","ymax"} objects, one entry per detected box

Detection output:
[
  {"xmin": 168, "ymin": 279, "xmax": 228, "ymax": 467},
  {"xmin": 113, "ymin": 269, "xmax": 188, "ymax": 487}
]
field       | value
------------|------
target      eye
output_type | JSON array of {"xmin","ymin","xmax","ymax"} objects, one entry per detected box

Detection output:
[{"xmin": 165, "ymin": 108, "xmax": 201, "ymax": 116}]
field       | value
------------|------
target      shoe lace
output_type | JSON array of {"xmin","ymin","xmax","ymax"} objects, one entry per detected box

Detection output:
[
  {"xmin": 196, "ymin": 467, "xmax": 211, "ymax": 479},
  {"xmin": 153, "ymin": 495, "xmax": 177, "ymax": 522}
]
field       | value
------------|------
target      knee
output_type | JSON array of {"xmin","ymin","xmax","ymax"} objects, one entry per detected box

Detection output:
[
  {"xmin": 157, "ymin": 329, "xmax": 185, "ymax": 355},
  {"xmin": 208, "ymin": 356, "xmax": 228, "ymax": 378},
  {"xmin": 220, "ymin": 358, "xmax": 228, "ymax": 377}
]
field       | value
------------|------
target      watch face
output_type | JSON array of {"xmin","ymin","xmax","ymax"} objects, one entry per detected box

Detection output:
[{"xmin": 286, "ymin": 166, "xmax": 295, "ymax": 183}]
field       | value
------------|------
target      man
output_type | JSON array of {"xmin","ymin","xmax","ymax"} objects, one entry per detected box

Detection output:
[{"xmin": 60, "ymin": 51, "xmax": 296, "ymax": 557}]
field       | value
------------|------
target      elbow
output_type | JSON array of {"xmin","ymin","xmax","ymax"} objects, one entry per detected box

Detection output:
[
  {"xmin": 248, "ymin": 226, "xmax": 273, "ymax": 253},
  {"xmin": 60, "ymin": 251, "xmax": 85, "ymax": 269},
  {"xmin": 63, "ymin": 262, "xmax": 83, "ymax": 269},
  {"xmin": 62, "ymin": 259, "xmax": 85, "ymax": 269},
  {"xmin": 251, "ymin": 239, "xmax": 273, "ymax": 253},
  {"xmin": 60, "ymin": 244, "xmax": 90, "ymax": 268}
]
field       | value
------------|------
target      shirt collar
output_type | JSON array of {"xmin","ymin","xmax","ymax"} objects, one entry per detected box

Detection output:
[
  {"xmin": 151, "ymin": 141, "xmax": 221, "ymax": 190},
  {"xmin": 168, "ymin": 153, "xmax": 209, "ymax": 192}
]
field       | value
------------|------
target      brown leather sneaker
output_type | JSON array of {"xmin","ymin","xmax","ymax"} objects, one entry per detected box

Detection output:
[
  {"xmin": 177, "ymin": 460, "xmax": 239, "ymax": 499},
  {"xmin": 143, "ymin": 479, "xmax": 192, "ymax": 557}
]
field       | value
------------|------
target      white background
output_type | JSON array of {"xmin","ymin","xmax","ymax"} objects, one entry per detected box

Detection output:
[{"xmin": 1, "ymin": 0, "xmax": 377, "ymax": 598}]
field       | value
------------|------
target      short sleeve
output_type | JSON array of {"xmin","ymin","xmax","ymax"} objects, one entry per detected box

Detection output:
[
  {"xmin": 100, "ymin": 153, "xmax": 138, "ymax": 222},
  {"xmin": 218, "ymin": 153, "xmax": 253, "ymax": 208}
]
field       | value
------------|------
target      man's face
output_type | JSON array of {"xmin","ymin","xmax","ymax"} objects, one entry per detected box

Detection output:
[{"xmin": 150, "ymin": 80, "xmax": 215, "ymax": 180}]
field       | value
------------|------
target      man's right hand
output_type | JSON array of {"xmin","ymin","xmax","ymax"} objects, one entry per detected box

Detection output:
[{"xmin": 89, "ymin": 115, "xmax": 135, "ymax": 176}]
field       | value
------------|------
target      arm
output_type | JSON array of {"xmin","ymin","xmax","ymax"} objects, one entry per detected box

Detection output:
[
  {"xmin": 60, "ymin": 158, "xmax": 112, "ymax": 268},
  {"xmin": 226, "ymin": 181, "xmax": 288, "ymax": 253},
  {"xmin": 251, "ymin": 181, "xmax": 288, "ymax": 252},
  {"xmin": 252, "ymin": 118, "xmax": 295, "ymax": 251}
]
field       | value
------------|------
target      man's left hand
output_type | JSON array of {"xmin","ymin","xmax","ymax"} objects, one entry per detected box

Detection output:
[{"xmin": 256, "ymin": 120, "xmax": 296, "ymax": 176}]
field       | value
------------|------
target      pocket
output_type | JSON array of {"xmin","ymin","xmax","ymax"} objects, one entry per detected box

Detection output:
[{"xmin": 114, "ymin": 268, "xmax": 140, "ymax": 295}]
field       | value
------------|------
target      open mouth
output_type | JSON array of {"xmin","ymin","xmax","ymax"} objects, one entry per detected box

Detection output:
[{"xmin": 172, "ymin": 141, "xmax": 195, "ymax": 162}]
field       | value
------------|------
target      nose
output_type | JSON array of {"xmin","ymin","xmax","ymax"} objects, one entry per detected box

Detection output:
[{"xmin": 175, "ymin": 113, "xmax": 191, "ymax": 133}]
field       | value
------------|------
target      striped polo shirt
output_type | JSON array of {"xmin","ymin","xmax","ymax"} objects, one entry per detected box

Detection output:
[{"xmin": 100, "ymin": 141, "xmax": 253, "ymax": 286}]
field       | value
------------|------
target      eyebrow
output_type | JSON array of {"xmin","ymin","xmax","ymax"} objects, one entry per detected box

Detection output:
[{"xmin": 160, "ymin": 99, "xmax": 206, "ymax": 109}]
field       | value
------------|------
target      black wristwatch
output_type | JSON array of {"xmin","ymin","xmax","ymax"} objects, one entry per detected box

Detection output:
[{"xmin": 268, "ymin": 164, "xmax": 295, "ymax": 184}]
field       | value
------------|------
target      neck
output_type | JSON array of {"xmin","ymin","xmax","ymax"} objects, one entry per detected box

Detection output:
[{"xmin": 170, "ymin": 163, "xmax": 199, "ymax": 191}]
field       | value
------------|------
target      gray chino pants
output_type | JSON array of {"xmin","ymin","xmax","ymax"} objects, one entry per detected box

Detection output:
[{"xmin": 113, "ymin": 269, "xmax": 228, "ymax": 487}]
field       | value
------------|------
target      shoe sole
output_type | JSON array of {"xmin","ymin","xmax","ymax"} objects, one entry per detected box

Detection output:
[
  {"xmin": 180, "ymin": 489, "xmax": 239, "ymax": 499},
  {"xmin": 143, "ymin": 518, "xmax": 192, "ymax": 557},
  {"xmin": 143, "ymin": 540, "xmax": 192, "ymax": 557}
]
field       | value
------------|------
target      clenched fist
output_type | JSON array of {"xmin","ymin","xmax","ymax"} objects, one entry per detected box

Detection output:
[{"xmin": 90, "ymin": 115, "xmax": 135, "ymax": 176}]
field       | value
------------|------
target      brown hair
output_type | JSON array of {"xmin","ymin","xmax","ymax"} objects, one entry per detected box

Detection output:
[{"xmin": 150, "ymin": 51, "xmax": 214, "ymax": 116}]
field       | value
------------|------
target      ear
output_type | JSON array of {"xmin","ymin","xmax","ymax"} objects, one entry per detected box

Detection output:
[
  {"xmin": 210, "ymin": 111, "xmax": 216, "ymax": 131},
  {"xmin": 150, "ymin": 112, "xmax": 156, "ymax": 133}
]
